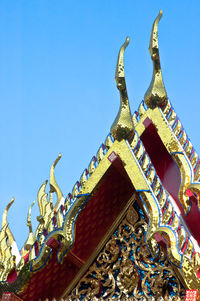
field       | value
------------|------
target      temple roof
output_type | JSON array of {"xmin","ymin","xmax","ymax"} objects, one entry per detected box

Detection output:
[{"xmin": 1, "ymin": 10, "xmax": 200, "ymax": 301}]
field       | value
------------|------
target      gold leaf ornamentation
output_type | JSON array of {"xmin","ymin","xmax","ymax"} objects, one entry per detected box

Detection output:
[
  {"xmin": 111, "ymin": 37, "xmax": 134, "ymax": 141},
  {"xmin": 68, "ymin": 203, "xmax": 185, "ymax": 300},
  {"xmin": 144, "ymin": 10, "xmax": 167, "ymax": 108}
]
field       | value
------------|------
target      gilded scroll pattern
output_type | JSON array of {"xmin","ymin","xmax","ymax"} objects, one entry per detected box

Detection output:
[{"xmin": 68, "ymin": 203, "xmax": 185, "ymax": 300}]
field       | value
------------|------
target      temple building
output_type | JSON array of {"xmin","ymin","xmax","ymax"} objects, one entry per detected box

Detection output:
[{"xmin": 1, "ymin": 10, "xmax": 200, "ymax": 301}]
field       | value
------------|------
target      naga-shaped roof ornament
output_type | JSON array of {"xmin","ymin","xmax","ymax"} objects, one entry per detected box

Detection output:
[
  {"xmin": 50, "ymin": 153, "xmax": 63, "ymax": 211},
  {"xmin": 37, "ymin": 179, "xmax": 48, "ymax": 223},
  {"xmin": 35, "ymin": 154, "xmax": 63, "ymax": 237},
  {"xmin": 24, "ymin": 201, "xmax": 35, "ymax": 251},
  {"xmin": 110, "ymin": 37, "xmax": 134, "ymax": 141},
  {"xmin": 144, "ymin": 10, "xmax": 168, "ymax": 108},
  {"xmin": 1, "ymin": 197, "xmax": 15, "ymax": 244},
  {"xmin": 0, "ymin": 198, "xmax": 16, "ymax": 281}
]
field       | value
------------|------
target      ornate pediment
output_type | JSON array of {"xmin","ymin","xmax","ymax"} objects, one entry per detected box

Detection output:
[{"xmin": 66, "ymin": 201, "xmax": 185, "ymax": 300}]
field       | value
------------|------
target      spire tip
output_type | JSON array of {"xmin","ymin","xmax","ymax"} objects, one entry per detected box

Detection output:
[
  {"xmin": 111, "ymin": 37, "xmax": 134, "ymax": 141},
  {"xmin": 144, "ymin": 10, "xmax": 167, "ymax": 108}
]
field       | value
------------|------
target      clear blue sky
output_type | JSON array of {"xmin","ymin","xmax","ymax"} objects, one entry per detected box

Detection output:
[{"xmin": 0, "ymin": 1, "xmax": 200, "ymax": 248}]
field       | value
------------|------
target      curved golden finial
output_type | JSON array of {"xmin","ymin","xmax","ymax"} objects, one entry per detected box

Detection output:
[
  {"xmin": 2, "ymin": 198, "xmax": 14, "ymax": 228},
  {"xmin": 110, "ymin": 37, "xmax": 134, "ymax": 141},
  {"xmin": 2, "ymin": 198, "xmax": 15, "ymax": 244},
  {"xmin": 144, "ymin": 10, "xmax": 167, "ymax": 108},
  {"xmin": 27, "ymin": 201, "xmax": 35, "ymax": 229},
  {"xmin": 50, "ymin": 153, "xmax": 63, "ymax": 211},
  {"xmin": 24, "ymin": 201, "xmax": 35, "ymax": 250},
  {"xmin": 37, "ymin": 180, "xmax": 48, "ymax": 217}
]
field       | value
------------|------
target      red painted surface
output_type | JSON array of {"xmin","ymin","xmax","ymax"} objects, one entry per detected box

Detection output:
[
  {"xmin": 197, "ymin": 267, "xmax": 200, "ymax": 279},
  {"xmin": 141, "ymin": 119, "xmax": 200, "ymax": 245},
  {"xmin": 71, "ymin": 160, "xmax": 134, "ymax": 262},
  {"xmin": 141, "ymin": 121, "xmax": 181, "ymax": 204},
  {"xmin": 18, "ymin": 161, "xmax": 134, "ymax": 301},
  {"xmin": 6, "ymin": 269, "xmax": 17, "ymax": 284},
  {"xmin": 46, "ymin": 237, "xmax": 60, "ymax": 249}
]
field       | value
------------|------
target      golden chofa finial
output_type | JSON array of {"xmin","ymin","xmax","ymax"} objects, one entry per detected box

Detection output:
[
  {"xmin": 24, "ymin": 201, "xmax": 35, "ymax": 251},
  {"xmin": 2, "ymin": 197, "xmax": 15, "ymax": 244},
  {"xmin": 110, "ymin": 37, "xmax": 134, "ymax": 141},
  {"xmin": 37, "ymin": 180, "xmax": 48, "ymax": 220},
  {"xmin": 144, "ymin": 10, "xmax": 167, "ymax": 108},
  {"xmin": 50, "ymin": 153, "xmax": 63, "ymax": 211}
]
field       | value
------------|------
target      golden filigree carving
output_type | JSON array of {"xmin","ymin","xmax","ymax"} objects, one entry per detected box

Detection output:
[
  {"xmin": 68, "ymin": 204, "xmax": 185, "ymax": 300},
  {"xmin": 45, "ymin": 297, "xmax": 184, "ymax": 301},
  {"xmin": 111, "ymin": 37, "xmax": 134, "ymax": 141},
  {"xmin": 144, "ymin": 10, "xmax": 167, "ymax": 108}
]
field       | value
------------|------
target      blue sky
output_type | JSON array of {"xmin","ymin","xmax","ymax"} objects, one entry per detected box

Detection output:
[{"xmin": 0, "ymin": 1, "xmax": 200, "ymax": 248}]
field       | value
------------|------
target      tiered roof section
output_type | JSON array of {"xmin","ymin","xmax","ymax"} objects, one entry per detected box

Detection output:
[{"xmin": 0, "ymin": 10, "xmax": 200, "ymax": 301}]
